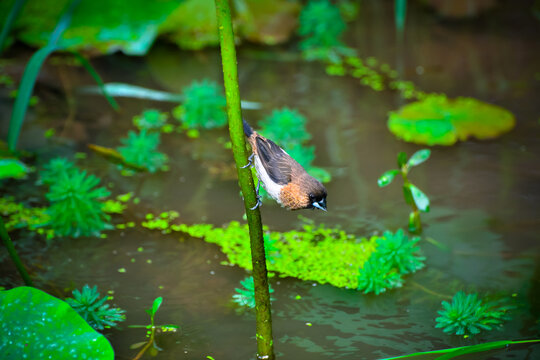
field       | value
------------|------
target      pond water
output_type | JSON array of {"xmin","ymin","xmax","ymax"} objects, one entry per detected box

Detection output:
[{"xmin": 1, "ymin": 1, "xmax": 539, "ymax": 359}]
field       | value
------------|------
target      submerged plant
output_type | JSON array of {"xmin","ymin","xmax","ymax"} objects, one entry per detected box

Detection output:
[
  {"xmin": 132, "ymin": 109, "xmax": 172, "ymax": 132},
  {"xmin": 128, "ymin": 297, "xmax": 179, "ymax": 359},
  {"xmin": 40, "ymin": 157, "xmax": 76, "ymax": 184},
  {"xmin": 117, "ymin": 130, "xmax": 168, "ymax": 173},
  {"xmin": 66, "ymin": 285, "xmax": 126, "ymax": 331},
  {"xmin": 45, "ymin": 167, "xmax": 110, "ymax": 237},
  {"xmin": 173, "ymin": 79, "xmax": 227, "ymax": 129},
  {"xmin": 298, "ymin": 0, "xmax": 354, "ymax": 62},
  {"xmin": 435, "ymin": 291, "xmax": 513, "ymax": 336},
  {"xmin": 378, "ymin": 149, "xmax": 431, "ymax": 233},
  {"xmin": 357, "ymin": 256, "xmax": 403, "ymax": 295},
  {"xmin": 357, "ymin": 228, "xmax": 424, "ymax": 294},
  {"xmin": 232, "ymin": 276, "xmax": 275, "ymax": 309}
]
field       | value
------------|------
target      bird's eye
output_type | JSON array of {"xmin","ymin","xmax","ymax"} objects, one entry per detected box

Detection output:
[{"xmin": 308, "ymin": 193, "xmax": 314, "ymax": 201}]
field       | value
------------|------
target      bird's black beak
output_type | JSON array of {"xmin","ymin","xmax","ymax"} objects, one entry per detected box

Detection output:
[{"xmin": 312, "ymin": 199, "xmax": 327, "ymax": 212}]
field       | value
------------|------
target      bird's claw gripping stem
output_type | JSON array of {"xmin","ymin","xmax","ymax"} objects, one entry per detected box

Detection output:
[
  {"xmin": 250, "ymin": 180, "xmax": 262, "ymax": 210},
  {"xmin": 241, "ymin": 153, "xmax": 254, "ymax": 169}
]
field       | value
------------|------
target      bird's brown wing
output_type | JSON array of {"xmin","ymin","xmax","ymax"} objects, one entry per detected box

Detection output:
[{"xmin": 255, "ymin": 136, "xmax": 294, "ymax": 185}]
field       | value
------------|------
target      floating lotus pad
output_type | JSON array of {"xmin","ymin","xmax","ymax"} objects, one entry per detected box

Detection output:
[
  {"xmin": 388, "ymin": 96, "xmax": 515, "ymax": 145},
  {"xmin": 0, "ymin": 287, "xmax": 114, "ymax": 359}
]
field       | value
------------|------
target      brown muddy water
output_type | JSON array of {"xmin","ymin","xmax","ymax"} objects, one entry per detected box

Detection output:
[{"xmin": 1, "ymin": 1, "xmax": 539, "ymax": 359}]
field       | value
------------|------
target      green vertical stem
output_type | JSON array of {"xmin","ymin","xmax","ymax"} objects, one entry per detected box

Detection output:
[
  {"xmin": 0, "ymin": 216, "xmax": 33, "ymax": 286},
  {"xmin": 394, "ymin": 0, "xmax": 407, "ymax": 42},
  {"xmin": 214, "ymin": 1, "xmax": 275, "ymax": 359}
]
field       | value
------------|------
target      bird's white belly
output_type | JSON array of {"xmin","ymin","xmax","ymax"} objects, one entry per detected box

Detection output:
[{"xmin": 253, "ymin": 155, "xmax": 283, "ymax": 204}]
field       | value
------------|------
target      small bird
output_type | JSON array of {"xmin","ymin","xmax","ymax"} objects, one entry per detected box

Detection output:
[{"xmin": 242, "ymin": 119, "xmax": 327, "ymax": 211}]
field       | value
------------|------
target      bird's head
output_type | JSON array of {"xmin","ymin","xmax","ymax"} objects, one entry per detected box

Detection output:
[{"xmin": 307, "ymin": 186, "xmax": 327, "ymax": 212}]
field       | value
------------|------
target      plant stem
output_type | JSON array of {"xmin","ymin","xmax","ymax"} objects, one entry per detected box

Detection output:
[
  {"xmin": 214, "ymin": 1, "xmax": 275, "ymax": 359},
  {"xmin": 0, "ymin": 216, "xmax": 33, "ymax": 286}
]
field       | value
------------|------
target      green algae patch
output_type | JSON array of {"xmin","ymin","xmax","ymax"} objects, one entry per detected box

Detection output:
[
  {"xmin": 388, "ymin": 95, "xmax": 515, "ymax": 145},
  {"xmin": 153, "ymin": 218, "xmax": 376, "ymax": 289},
  {"xmin": 0, "ymin": 287, "xmax": 114, "ymax": 359}
]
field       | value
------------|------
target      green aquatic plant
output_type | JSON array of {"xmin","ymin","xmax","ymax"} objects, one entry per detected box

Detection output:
[
  {"xmin": 0, "ymin": 196, "xmax": 53, "ymax": 239},
  {"xmin": 435, "ymin": 291, "xmax": 513, "ymax": 336},
  {"xmin": 128, "ymin": 297, "xmax": 179, "ymax": 359},
  {"xmin": 298, "ymin": 0, "xmax": 354, "ymax": 62},
  {"xmin": 40, "ymin": 157, "xmax": 76, "ymax": 184},
  {"xmin": 357, "ymin": 228, "xmax": 424, "ymax": 294},
  {"xmin": 378, "ymin": 149, "xmax": 431, "ymax": 233},
  {"xmin": 172, "ymin": 79, "xmax": 227, "ymax": 129},
  {"xmin": 387, "ymin": 95, "xmax": 516, "ymax": 146},
  {"xmin": 0, "ymin": 157, "xmax": 31, "ymax": 179},
  {"xmin": 132, "ymin": 109, "xmax": 172, "ymax": 132},
  {"xmin": 375, "ymin": 228, "xmax": 425, "ymax": 274},
  {"xmin": 45, "ymin": 167, "xmax": 110, "ymax": 238},
  {"xmin": 143, "ymin": 215, "xmax": 376, "ymax": 289},
  {"xmin": 232, "ymin": 276, "xmax": 275, "ymax": 309},
  {"xmin": 66, "ymin": 285, "xmax": 126, "ymax": 331},
  {"xmin": 357, "ymin": 256, "xmax": 403, "ymax": 295},
  {"xmin": 117, "ymin": 130, "xmax": 169, "ymax": 173},
  {"xmin": 0, "ymin": 286, "xmax": 114, "ymax": 359}
]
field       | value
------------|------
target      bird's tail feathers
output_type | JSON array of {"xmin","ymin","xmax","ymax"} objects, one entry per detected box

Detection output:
[{"xmin": 242, "ymin": 119, "xmax": 254, "ymax": 137}]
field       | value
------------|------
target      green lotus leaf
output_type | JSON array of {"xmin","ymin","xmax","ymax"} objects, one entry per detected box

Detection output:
[
  {"xmin": 0, "ymin": 287, "xmax": 114, "ymax": 359},
  {"xmin": 388, "ymin": 95, "xmax": 515, "ymax": 145},
  {"xmin": 0, "ymin": 158, "xmax": 30, "ymax": 179}
]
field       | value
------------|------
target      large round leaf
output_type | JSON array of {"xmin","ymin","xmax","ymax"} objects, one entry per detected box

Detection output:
[
  {"xmin": 0, "ymin": 287, "xmax": 114, "ymax": 360},
  {"xmin": 387, "ymin": 96, "xmax": 515, "ymax": 145}
]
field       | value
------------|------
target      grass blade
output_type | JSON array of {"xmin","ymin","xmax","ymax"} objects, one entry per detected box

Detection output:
[
  {"xmin": 7, "ymin": 0, "xmax": 82, "ymax": 151},
  {"xmin": 8, "ymin": 45, "xmax": 58, "ymax": 151},
  {"xmin": 0, "ymin": 0, "xmax": 28, "ymax": 55},
  {"xmin": 70, "ymin": 51, "xmax": 119, "ymax": 111},
  {"xmin": 381, "ymin": 339, "xmax": 540, "ymax": 360}
]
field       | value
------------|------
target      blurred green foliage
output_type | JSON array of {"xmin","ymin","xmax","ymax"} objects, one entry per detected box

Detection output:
[
  {"xmin": 0, "ymin": 286, "xmax": 114, "ymax": 359},
  {"xmin": 232, "ymin": 276, "xmax": 275, "ymax": 309},
  {"xmin": 133, "ymin": 109, "xmax": 171, "ymax": 132},
  {"xmin": 1, "ymin": 0, "xmax": 300, "ymax": 54},
  {"xmin": 173, "ymin": 79, "xmax": 227, "ymax": 130},
  {"xmin": 40, "ymin": 157, "xmax": 76, "ymax": 184},
  {"xmin": 435, "ymin": 291, "xmax": 513, "ymax": 336},
  {"xmin": 117, "ymin": 130, "xmax": 169, "ymax": 173},
  {"xmin": 298, "ymin": 0, "xmax": 354, "ymax": 62},
  {"xmin": 0, "ymin": 197, "xmax": 53, "ymax": 240},
  {"xmin": 66, "ymin": 285, "xmax": 126, "ymax": 331},
  {"xmin": 388, "ymin": 95, "xmax": 516, "ymax": 146},
  {"xmin": 0, "ymin": 158, "xmax": 31, "ymax": 179},
  {"xmin": 43, "ymin": 158, "xmax": 110, "ymax": 238}
]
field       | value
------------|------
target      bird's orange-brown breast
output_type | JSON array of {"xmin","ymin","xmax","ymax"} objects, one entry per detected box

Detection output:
[{"xmin": 279, "ymin": 182, "xmax": 310, "ymax": 210}]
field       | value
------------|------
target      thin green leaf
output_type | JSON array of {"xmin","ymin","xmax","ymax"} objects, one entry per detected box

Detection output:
[
  {"xmin": 129, "ymin": 341, "xmax": 148, "ymax": 350},
  {"xmin": 8, "ymin": 45, "xmax": 59, "ymax": 151},
  {"xmin": 407, "ymin": 149, "xmax": 430, "ymax": 167},
  {"xmin": 380, "ymin": 339, "xmax": 540, "ymax": 360},
  {"xmin": 152, "ymin": 297, "xmax": 163, "ymax": 316},
  {"xmin": 409, "ymin": 183, "xmax": 430, "ymax": 212},
  {"xmin": 70, "ymin": 52, "xmax": 119, "ymax": 111},
  {"xmin": 378, "ymin": 169, "xmax": 400, "ymax": 187},
  {"xmin": 7, "ymin": 0, "xmax": 82, "ymax": 151},
  {"xmin": 397, "ymin": 151, "xmax": 407, "ymax": 168},
  {"xmin": 0, "ymin": 0, "xmax": 27, "ymax": 55}
]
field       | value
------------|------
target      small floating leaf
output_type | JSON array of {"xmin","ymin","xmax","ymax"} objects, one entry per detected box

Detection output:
[
  {"xmin": 407, "ymin": 149, "xmax": 430, "ymax": 167},
  {"xmin": 388, "ymin": 95, "xmax": 515, "ymax": 145},
  {"xmin": 152, "ymin": 297, "xmax": 163, "ymax": 316},
  {"xmin": 378, "ymin": 169, "xmax": 400, "ymax": 187},
  {"xmin": 409, "ymin": 183, "xmax": 430, "ymax": 212},
  {"xmin": 0, "ymin": 158, "xmax": 30, "ymax": 179}
]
